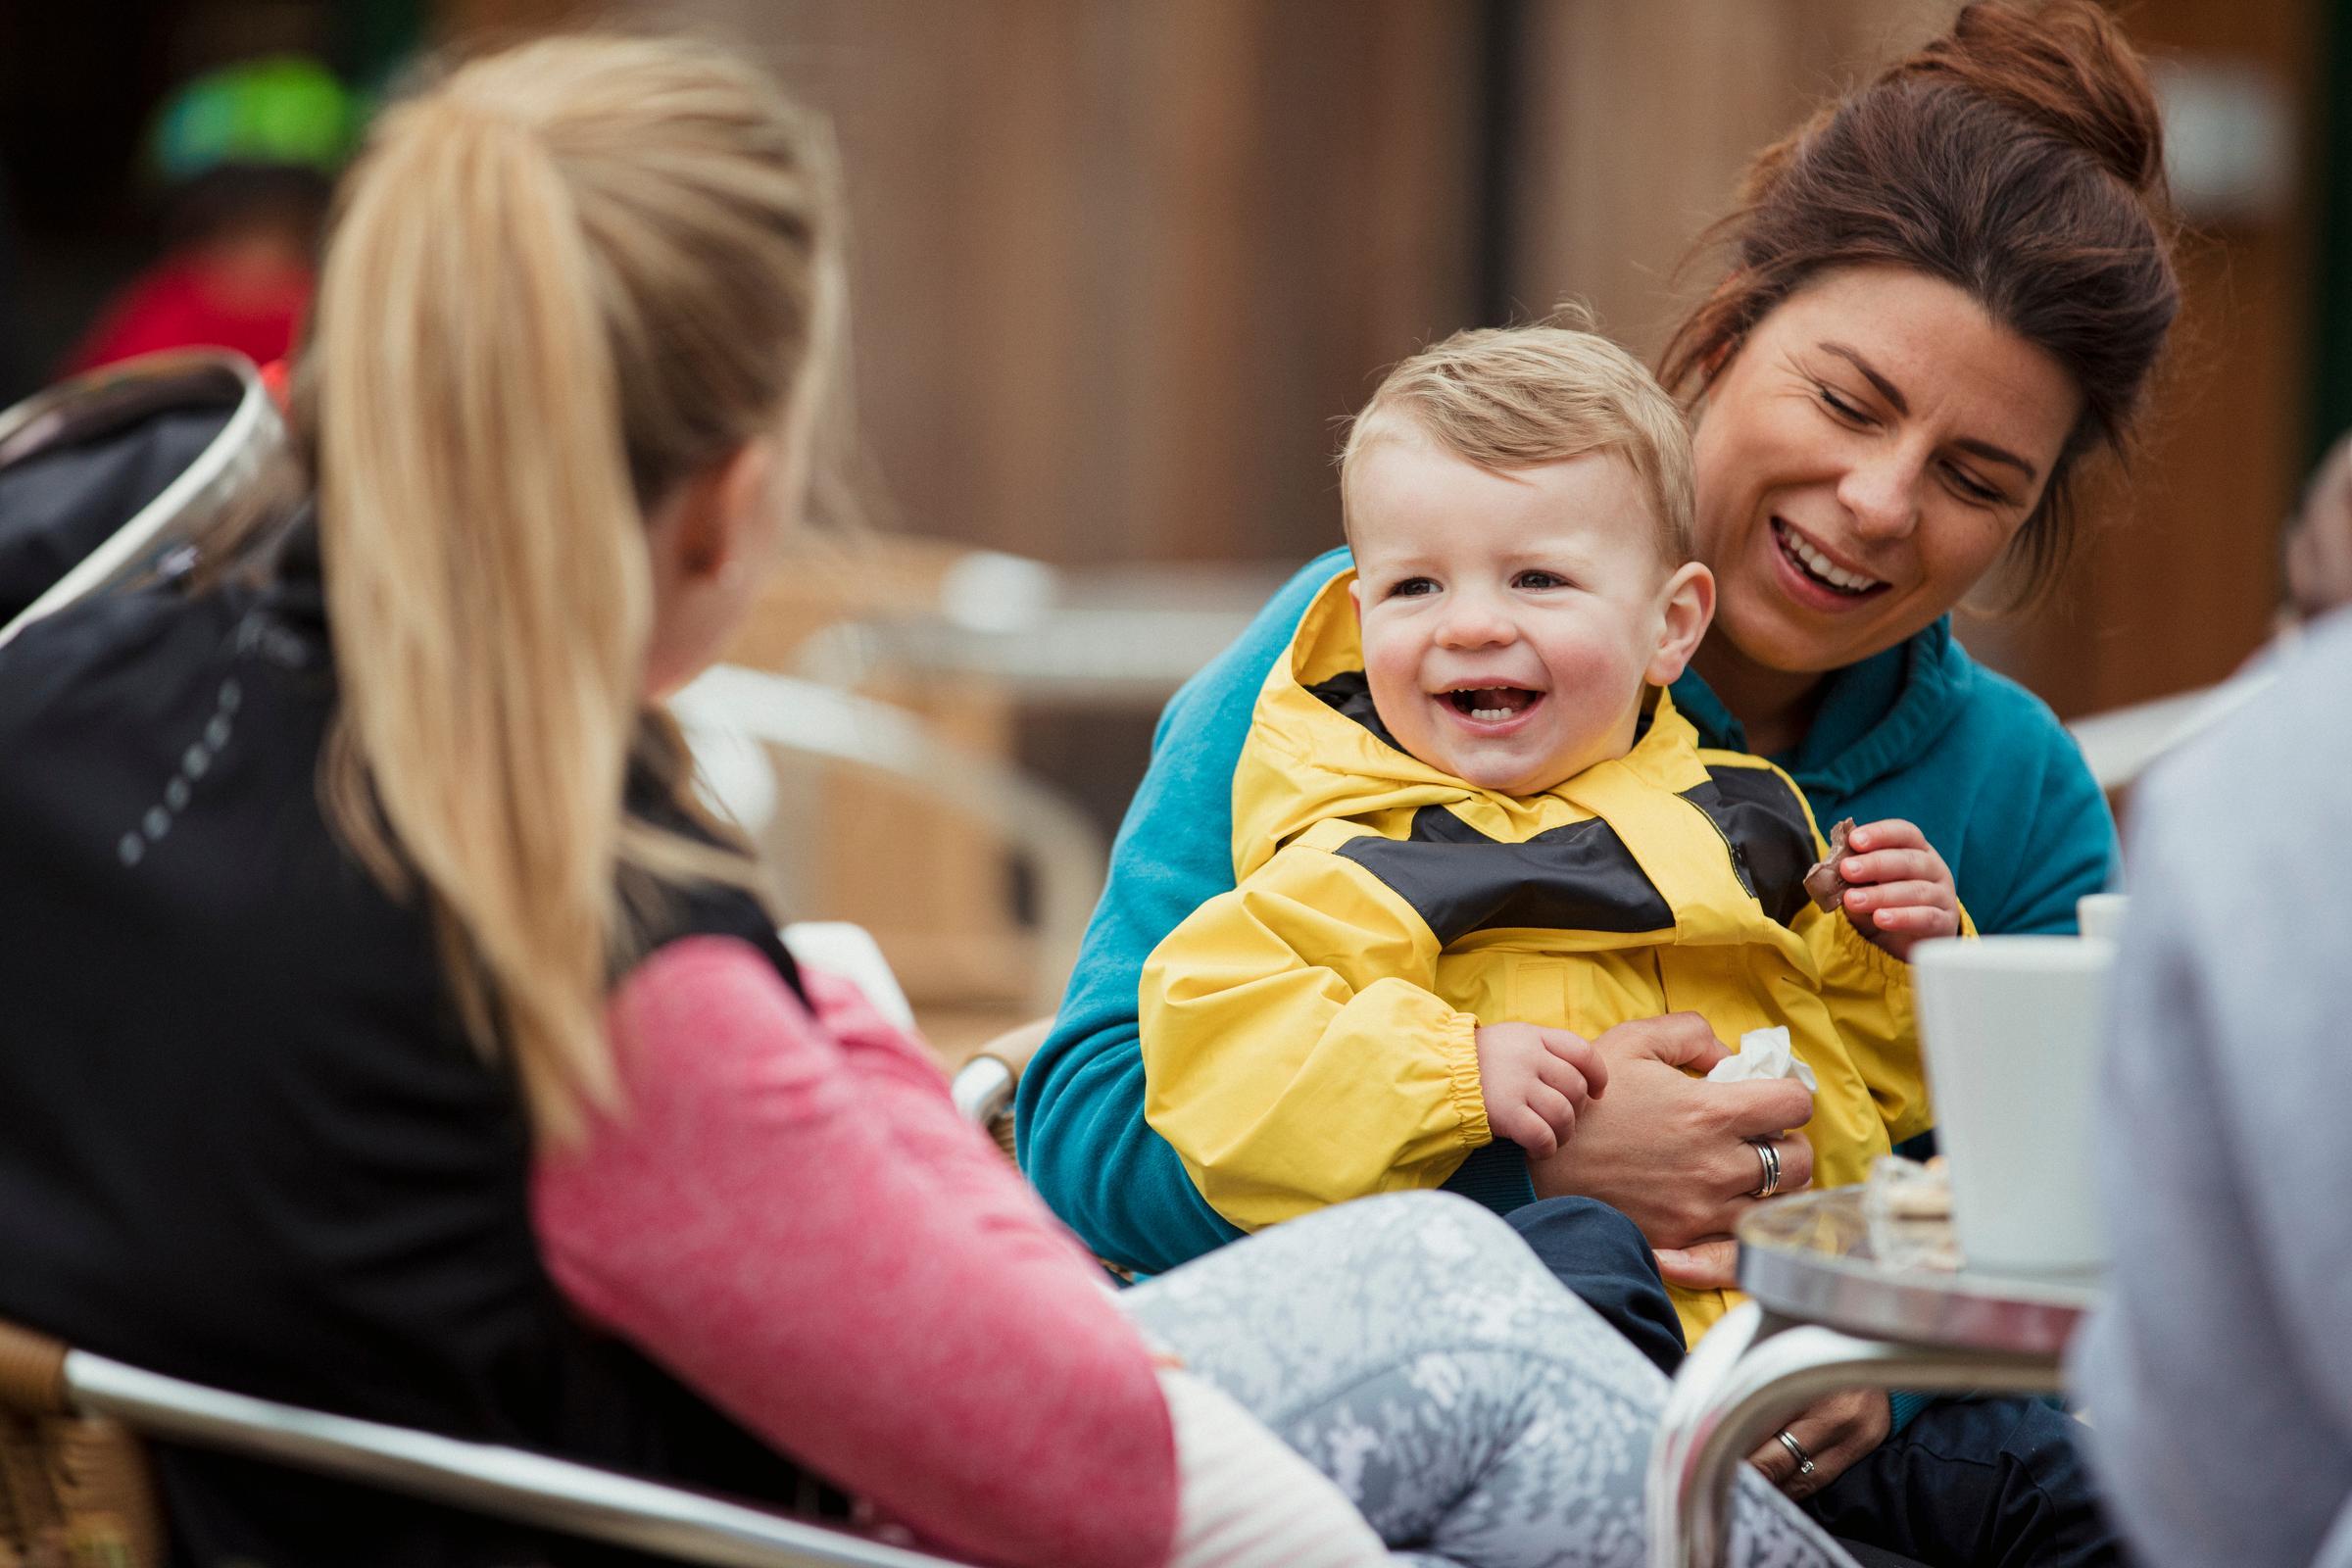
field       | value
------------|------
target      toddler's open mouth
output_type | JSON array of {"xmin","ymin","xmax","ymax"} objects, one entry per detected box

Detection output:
[{"xmin": 1445, "ymin": 686, "xmax": 1544, "ymax": 723}]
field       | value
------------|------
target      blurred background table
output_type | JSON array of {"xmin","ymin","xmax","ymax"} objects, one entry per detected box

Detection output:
[{"xmin": 692, "ymin": 542, "xmax": 1293, "ymax": 1059}]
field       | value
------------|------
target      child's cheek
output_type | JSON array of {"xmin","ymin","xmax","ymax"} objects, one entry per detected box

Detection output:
[
  {"xmin": 1541, "ymin": 622, "xmax": 1644, "ymax": 699},
  {"xmin": 1358, "ymin": 622, "xmax": 1424, "ymax": 741}
]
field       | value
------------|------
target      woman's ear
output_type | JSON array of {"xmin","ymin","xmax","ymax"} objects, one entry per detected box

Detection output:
[
  {"xmin": 1697, "ymin": 335, "xmax": 1741, "ymax": 389},
  {"xmin": 1645, "ymin": 562, "xmax": 1715, "ymax": 685},
  {"xmin": 641, "ymin": 441, "xmax": 781, "ymax": 701},
  {"xmin": 672, "ymin": 441, "xmax": 777, "ymax": 583}
]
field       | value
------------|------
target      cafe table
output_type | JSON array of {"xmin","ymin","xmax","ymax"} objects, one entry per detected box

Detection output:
[{"xmin": 1644, "ymin": 1186, "xmax": 2102, "ymax": 1568}]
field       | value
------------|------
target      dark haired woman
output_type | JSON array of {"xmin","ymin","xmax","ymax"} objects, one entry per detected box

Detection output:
[{"xmin": 1023, "ymin": 1, "xmax": 2175, "ymax": 1562}]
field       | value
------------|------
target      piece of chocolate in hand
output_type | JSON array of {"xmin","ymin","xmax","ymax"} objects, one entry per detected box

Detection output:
[{"xmin": 1804, "ymin": 818, "xmax": 1857, "ymax": 912}]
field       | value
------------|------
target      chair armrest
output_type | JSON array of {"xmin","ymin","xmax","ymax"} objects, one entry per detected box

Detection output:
[
  {"xmin": 971, "ymin": 1017, "xmax": 1054, "ymax": 1081},
  {"xmin": 58, "ymin": 1348, "xmax": 969, "ymax": 1568},
  {"xmin": 948, "ymin": 1016, "xmax": 1054, "ymax": 1158},
  {"xmin": 0, "ymin": 351, "xmax": 285, "ymax": 650},
  {"xmin": 670, "ymin": 667, "xmax": 1106, "ymax": 1017}
]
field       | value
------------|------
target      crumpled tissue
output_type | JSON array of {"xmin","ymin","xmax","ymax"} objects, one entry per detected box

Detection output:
[{"xmin": 1703, "ymin": 1025, "xmax": 1818, "ymax": 1094}]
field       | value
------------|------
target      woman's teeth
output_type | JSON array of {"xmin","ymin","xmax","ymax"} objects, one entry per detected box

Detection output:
[{"xmin": 1774, "ymin": 520, "xmax": 1882, "ymax": 595}]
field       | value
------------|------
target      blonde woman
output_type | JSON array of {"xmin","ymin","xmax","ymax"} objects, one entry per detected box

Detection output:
[{"xmin": 0, "ymin": 36, "xmax": 1849, "ymax": 1568}]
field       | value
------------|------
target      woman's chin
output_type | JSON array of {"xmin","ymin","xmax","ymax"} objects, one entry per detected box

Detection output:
[{"xmin": 1715, "ymin": 588, "xmax": 1897, "ymax": 679}]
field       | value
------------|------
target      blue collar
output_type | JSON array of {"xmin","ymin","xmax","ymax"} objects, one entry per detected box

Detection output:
[{"xmin": 1670, "ymin": 618, "xmax": 1972, "ymax": 799}]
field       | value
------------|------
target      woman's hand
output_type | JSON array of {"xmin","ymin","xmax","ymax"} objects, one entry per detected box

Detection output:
[
  {"xmin": 1834, "ymin": 819, "xmax": 1960, "ymax": 960},
  {"xmin": 1746, "ymin": 1390, "xmax": 1891, "ymax": 1501},
  {"xmin": 1529, "ymin": 1013, "xmax": 1814, "ymax": 1273},
  {"xmin": 1650, "ymin": 1239, "xmax": 1741, "ymax": 1292}
]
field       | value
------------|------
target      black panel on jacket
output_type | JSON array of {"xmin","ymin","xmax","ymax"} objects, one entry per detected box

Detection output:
[
  {"xmin": 1680, "ymin": 765, "xmax": 1818, "ymax": 929},
  {"xmin": 1337, "ymin": 804, "xmax": 1676, "ymax": 944},
  {"xmin": 1304, "ymin": 669, "xmax": 1404, "ymax": 752},
  {"xmin": 0, "ymin": 540, "xmax": 825, "ymax": 1567}
]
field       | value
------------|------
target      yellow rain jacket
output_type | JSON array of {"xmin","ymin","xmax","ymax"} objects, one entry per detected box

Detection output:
[{"xmin": 1141, "ymin": 575, "xmax": 1939, "ymax": 1341}]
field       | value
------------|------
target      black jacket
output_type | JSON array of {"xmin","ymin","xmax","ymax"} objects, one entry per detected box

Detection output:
[{"xmin": 0, "ymin": 533, "xmax": 820, "ymax": 1566}]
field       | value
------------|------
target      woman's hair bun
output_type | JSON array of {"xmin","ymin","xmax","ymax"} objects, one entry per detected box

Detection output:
[{"xmin": 1895, "ymin": 0, "xmax": 2168, "ymax": 202}]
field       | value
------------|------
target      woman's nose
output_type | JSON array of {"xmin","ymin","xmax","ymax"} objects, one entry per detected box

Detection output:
[{"xmin": 1838, "ymin": 448, "xmax": 1924, "ymax": 542}]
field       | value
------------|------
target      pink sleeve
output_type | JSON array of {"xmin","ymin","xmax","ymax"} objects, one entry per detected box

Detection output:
[{"xmin": 531, "ymin": 936, "xmax": 1178, "ymax": 1568}]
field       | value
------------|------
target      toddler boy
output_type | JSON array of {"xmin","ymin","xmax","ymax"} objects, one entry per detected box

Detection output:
[{"xmin": 1139, "ymin": 324, "xmax": 1960, "ymax": 1340}]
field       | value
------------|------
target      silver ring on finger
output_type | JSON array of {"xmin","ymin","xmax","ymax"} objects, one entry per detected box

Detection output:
[
  {"xmin": 1747, "ymin": 1137, "xmax": 1783, "ymax": 1200},
  {"xmin": 1775, "ymin": 1428, "xmax": 1817, "ymax": 1481}
]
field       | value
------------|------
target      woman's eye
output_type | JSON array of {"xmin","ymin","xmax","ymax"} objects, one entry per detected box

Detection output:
[
  {"xmin": 1817, "ymin": 385, "xmax": 1873, "ymax": 425},
  {"xmin": 1514, "ymin": 570, "xmax": 1569, "ymax": 590},
  {"xmin": 1943, "ymin": 465, "xmax": 2003, "ymax": 505},
  {"xmin": 1389, "ymin": 576, "xmax": 1438, "ymax": 598}
]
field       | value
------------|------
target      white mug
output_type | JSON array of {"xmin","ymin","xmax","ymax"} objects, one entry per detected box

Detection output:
[
  {"xmin": 2076, "ymin": 892, "xmax": 2130, "ymax": 943},
  {"xmin": 1913, "ymin": 935, "xmax": 2116, "ymax": 1272}
]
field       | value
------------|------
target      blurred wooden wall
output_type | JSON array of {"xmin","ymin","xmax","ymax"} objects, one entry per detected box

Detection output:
[
  {"xmin": 1511, "ymin": 0, "xmax": 1964, "ymax": 357},
  {"xmin": 615, "ymin": 0, "xmax": 1485, "ymax": 570},
  {"xmin": 434, "ymin": 0, "xmax": 2321, "ymax": 720}
]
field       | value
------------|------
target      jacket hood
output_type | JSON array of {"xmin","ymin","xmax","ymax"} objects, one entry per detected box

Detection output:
[{"xmin": 1231, "ymin": 572, "xmax": 1708, "ymax": 878}]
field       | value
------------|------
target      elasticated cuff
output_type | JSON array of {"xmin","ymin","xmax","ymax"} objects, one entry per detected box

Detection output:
[
  {"xmin": 1437, "ymin": 1008, "xmax": 1492, "ymax": 1150},
  {"xmin": 1826, "ymin": 907, "xmax": 1911, "ymax": 991}
]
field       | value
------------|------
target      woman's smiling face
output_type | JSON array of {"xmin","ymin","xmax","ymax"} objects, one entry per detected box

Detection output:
[{"xmin": 1690, "ymin": 266, "xmax": 2083, "ymax": 676}]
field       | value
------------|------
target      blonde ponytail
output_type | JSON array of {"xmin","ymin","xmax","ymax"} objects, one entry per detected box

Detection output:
[{"xmin": 308, "ymin": 37, "xmax": 843, "ymax": 1143}]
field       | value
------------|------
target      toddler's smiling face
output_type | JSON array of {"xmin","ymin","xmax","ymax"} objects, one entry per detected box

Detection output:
[{"xmin": 1348, "ymin": 432, "xmax": 1712, "ymax": 797}]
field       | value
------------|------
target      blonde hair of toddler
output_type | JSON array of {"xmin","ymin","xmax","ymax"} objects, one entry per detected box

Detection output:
[{"xmin": 1339, "ymin": 318, "xmax": 1694, "ymax": 564}]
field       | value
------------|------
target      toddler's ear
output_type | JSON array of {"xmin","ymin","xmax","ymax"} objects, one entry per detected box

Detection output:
[
  {"xmin": 1645, "ymin": 563, "xmax": 1715, "ymax": 686},
  {"xmin": 1348, "ymin": 575, "xmax": 1366, "ymax": 622}
]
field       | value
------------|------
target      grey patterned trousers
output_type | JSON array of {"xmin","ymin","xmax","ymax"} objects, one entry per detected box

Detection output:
[{"xmin": 1125, "ymin": 1192, "xmax": 1850, "ymax": 1568}]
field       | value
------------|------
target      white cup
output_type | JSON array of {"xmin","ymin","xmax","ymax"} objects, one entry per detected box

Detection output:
[
  {"xmin": 2076, "ymin": 892, "xmax": 2131, "ymax": 943},
  {"xmin": 1913, "ymin": 935, "xmax": 2116, "ymax": 1273}
]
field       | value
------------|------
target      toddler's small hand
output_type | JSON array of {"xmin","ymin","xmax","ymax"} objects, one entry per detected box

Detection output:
[
  {"xmin": 1831, "ymin": 818, "xmax": 1960, "ymax": 960},
  {"xmin": 1475, "ymin": 1021, "xmax": 1607, "ymax": 1157}
]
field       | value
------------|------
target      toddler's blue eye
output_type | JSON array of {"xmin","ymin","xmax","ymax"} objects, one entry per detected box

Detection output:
[
  {"xmin": 1390, "ymin": 577, "xmax": 1438, "ymax": 598},
  {"xmin": 1515, "ymin": 570, "xmax": 1568, "ymax": 590}
]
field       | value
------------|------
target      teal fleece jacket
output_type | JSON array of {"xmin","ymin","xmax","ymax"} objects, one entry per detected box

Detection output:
[{"xmin": 1016, "ymin": 548, "xmax": 2117, "ymax": 1276}]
